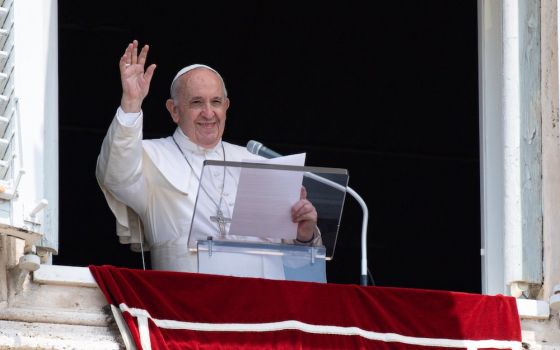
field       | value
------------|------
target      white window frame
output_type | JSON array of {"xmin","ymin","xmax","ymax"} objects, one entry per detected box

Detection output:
[
  {"xmin": 3, "ymin": 0, "xmax": 59, "ymax": 257},
  {"xmin": 479, "ymin": 0, "xmax": 543, "ymax": 297}
]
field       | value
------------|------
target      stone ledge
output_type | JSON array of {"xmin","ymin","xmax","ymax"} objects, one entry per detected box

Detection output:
[
  {"xmin": 0, "ymin": 307, "xmax": 110, "ymax": 327},
  {"xmin": 33, "ymin": 264, "xmax": 97, "ymax": 287},
  {"xmin": 0, "ymin": 319, "xmax": 122, "ymax": 350},
  {"xmin": 31, "ymin": 265, "xmax": 555, "ymax": 322},
  {"xmin": 517, "ymin": 299, "xmax": 551, "ymax": 320}
]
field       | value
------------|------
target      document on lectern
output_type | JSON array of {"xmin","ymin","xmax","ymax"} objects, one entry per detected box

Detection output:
[{"xmin": 228, "ymin": 153, "xmax": 306, "ymax": 239}]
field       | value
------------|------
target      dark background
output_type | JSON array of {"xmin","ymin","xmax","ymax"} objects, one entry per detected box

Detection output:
[{"xmin": 56, "ymin": 1, "xmax": 481, "ymax": 292}]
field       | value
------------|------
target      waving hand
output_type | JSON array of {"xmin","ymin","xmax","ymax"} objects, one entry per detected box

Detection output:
[{"xmin": 119, "ymin": 40, "xmax": 157, "ymax": 113}]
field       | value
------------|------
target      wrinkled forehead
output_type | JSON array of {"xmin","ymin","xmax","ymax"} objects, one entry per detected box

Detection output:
[{"xmin": 170, "ymin": 64, "xmax": 227, "ymax": 97}]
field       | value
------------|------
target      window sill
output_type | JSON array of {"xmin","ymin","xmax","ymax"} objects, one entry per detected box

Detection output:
[{"xmin": 33, "ymin": 264, "xmax": 97, "ymax": 287}]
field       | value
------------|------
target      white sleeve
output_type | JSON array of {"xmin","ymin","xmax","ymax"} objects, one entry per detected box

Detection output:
[
  {"xmin": 116, "ymin": 106, "xmax": 142, "ymax": 126},
  {"xmin": 96, "ymin": 107, "xmax": 148, "ymax": 216}
]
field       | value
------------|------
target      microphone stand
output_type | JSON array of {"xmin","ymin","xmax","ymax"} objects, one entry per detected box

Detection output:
[{"xmin": 304, "ymin": 172, "xmax": 370, "ymax": 286}]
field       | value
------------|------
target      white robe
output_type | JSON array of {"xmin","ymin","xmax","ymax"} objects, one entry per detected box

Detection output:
[{"xmin": 96, "ymin": 108, "xmax": 290, "ymax": 277}]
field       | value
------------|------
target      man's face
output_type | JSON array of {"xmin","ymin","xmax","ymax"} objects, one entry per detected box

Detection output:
[{"xmin": 167, "ymin": 68, "xmax": 229, "ymax": 148}]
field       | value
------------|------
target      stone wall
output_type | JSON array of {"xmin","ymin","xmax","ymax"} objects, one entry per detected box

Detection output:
[{"xmin": 0, "ymin": 235, "xmax": 124, "ymax": 349}]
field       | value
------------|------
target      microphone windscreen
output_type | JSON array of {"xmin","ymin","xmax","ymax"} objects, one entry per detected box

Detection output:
[{"xmin": 246, "ymin": 140, "xmax": 262, "ymax": 155}]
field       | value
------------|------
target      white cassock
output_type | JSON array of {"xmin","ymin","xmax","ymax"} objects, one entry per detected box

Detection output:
[{"xmin": 96, "ymin": 107, "xmax": 288, "ymax": 278}]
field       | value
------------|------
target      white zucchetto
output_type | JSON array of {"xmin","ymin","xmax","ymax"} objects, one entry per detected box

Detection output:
[{"xmin": 170, "ymin": 64, "xmax": 227, "ymax": 97}]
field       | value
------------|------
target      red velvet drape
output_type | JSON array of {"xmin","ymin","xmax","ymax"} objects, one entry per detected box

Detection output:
[{"xmin": 90, "ymin": 265, "xmax": 521, "ymax": 350}]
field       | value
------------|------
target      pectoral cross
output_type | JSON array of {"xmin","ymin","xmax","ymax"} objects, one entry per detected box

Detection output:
[{"xmin": 210, "ymin": 209, "xmax": 232, "ymax": 236}]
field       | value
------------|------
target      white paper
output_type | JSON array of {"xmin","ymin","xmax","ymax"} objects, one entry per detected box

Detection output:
[{"xmin": 228, "ymin": 153, "xmax": 306, "ymax": 239}]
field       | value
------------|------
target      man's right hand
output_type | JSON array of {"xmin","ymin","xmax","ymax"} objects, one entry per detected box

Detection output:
[{"xmin": 119, "ymin": 40, "xmax": 157, "ymax": 113}]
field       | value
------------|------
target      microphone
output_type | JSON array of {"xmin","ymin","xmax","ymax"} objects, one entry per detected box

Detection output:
[
  {"xmin": 246, "ymin": 139, "xmax": 371, "ymax": 286},
  {"xmin": 246, "ymin": 140, "xmax": 283, "ymax": 159}
]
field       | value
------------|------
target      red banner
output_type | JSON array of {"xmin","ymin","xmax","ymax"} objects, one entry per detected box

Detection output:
[{"xmin": 89, "ymin": 265, "xmax": 521, "ymax": 350}]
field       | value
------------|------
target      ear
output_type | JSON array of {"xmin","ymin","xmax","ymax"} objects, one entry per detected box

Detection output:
[
  {"xmin": 224, "ymin": 97, "xmax": 230, "ymax": 112},
  {"xmin": 166, "ymin": 99, "xmax": 179, "ymax": 124}
]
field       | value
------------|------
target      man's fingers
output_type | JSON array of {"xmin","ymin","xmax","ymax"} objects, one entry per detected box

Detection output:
[
  {"xmin": 292, "ymin": 201, "xmax": 316, "ymax": 222},
  {"xmin": 121, "ymin": 44, "xmax": 131, "ymax": 66},
  {"xmin": 131, "ymin": 40, "xmax": 138, "ymax": 65},
  {"xmin": 119, "ymin": 54, "xmax": 127, "ymax": 72},
  {"xmin": 124, "ymin": 43, "xmax": 132, "ymax": 57},
  {"xmin": 291, "ymin": 200, "xmax": 306, "ymax": 216},
  {"xmin": 121, "ymin": 41, "xmax": 154, "ymax": 77},
  {"xmin": 300, "ymin": 186, "xmax": 307, "ymax": 200},
  {"xmin": 132, "ymin": 47, "xmax": 138, "ymax": 64},
  {"xmin": 144, "ymin": 64, "xmax": 157, "ymax": 84},
  {"xmin": 138, "ymin": 44, "xmax": 149, "ymax": 66},
  {"xmin": 120, "ymin": 42, "xmax": 135, "ymax": 70}
]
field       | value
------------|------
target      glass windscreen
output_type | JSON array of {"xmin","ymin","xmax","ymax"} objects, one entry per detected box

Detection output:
[{"xmin": 187, "ymin": 160, "xmax": 348, "ymax": 260}]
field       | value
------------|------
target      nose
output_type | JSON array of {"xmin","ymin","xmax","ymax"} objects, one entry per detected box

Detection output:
[{"xmin": 200, "ymin": 103, "xmax": 214, "ymax": 118}]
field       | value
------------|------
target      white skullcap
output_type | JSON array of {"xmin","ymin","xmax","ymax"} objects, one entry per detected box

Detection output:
[{"xmin": 169, "ymin": 64, "xmax": 227, "ymax": 97}]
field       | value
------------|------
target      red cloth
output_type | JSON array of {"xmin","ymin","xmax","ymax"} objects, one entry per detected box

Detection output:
[{"xmin": 89, "ymin": 265, "xmax": 521, "ymax": 350}]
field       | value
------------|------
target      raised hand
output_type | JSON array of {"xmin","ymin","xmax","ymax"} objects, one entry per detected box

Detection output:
[
  {"xmin": 292, "ymin": 186, "xmax": 318, "ymax": 242},
  {"xmin": 119, "ymin": 40, "xmax": 157, "ymax": 113}
]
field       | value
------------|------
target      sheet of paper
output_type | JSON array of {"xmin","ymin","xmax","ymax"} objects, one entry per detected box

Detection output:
[{"xmin": 228, "ymin": 153, "xmax": 306, "ymax": 239}]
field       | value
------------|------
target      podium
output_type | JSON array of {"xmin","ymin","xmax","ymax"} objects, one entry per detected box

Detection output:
[{"xmin": 187, "ymin": 160, "xmax": 348, "ymax": 283}]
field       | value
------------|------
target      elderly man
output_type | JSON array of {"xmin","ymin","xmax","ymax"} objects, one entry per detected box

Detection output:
[{"xmin": 96, "ymin": 40, "xmax": 320, "ymax": 277}]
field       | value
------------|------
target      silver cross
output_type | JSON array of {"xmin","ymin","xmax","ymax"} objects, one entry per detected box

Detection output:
[{"xmin": 210, "ymin": 209, "xmax": 232, "ymax": 236}]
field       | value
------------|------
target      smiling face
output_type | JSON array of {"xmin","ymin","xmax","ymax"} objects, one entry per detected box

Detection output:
[{"xmin": 166, "ymin": 67, "xmax": 230, "ymax": 148}]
